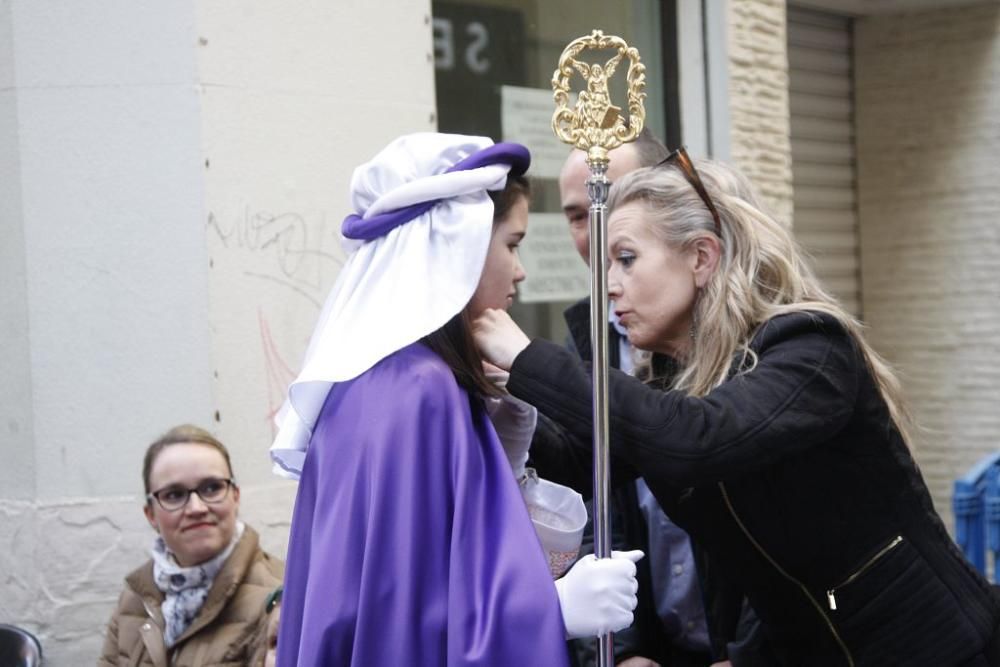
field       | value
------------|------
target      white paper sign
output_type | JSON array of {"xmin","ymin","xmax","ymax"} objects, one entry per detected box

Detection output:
[
  {"xmin": 517, "ymin": 212, "xmax": 590, "ymax": 303},
  {"xmin": 501, "ymin": 85, "xmax": 573, "ymax": 180}
]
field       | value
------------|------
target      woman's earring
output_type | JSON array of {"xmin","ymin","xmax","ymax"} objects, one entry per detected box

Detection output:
[{"xmin": 690, "ymin": 288, "xmax": 702, "ymax": 340}]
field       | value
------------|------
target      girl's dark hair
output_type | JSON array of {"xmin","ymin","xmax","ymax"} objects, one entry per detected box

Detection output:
[
  {"xmin": 488, "ymin": 172, "xmax": 530, "ymax": 220},
  {"xmin": 421, "ymin": 173, "xmax": 530, "ymax": 398},
  {"xmin": 421, "ymin": 310, "xmax": 500, "ymax": 398},
  {"xmin": 142, "ymin": 424, "xmax": 234, "ymax": 496}
]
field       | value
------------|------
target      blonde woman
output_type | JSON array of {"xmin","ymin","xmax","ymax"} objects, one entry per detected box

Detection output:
[{"xmin": 474, "ymin": 149, "xmax": 1000, "ymax": 666}]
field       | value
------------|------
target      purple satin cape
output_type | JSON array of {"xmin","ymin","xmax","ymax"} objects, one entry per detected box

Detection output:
[{"xmin": 277, "ymin": 343, "xmax": 570, "ymax": 666}]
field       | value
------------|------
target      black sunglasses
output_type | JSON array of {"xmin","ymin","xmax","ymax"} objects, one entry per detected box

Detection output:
[{"xmin": 656, "ymin": 147, "xmax": 722, "ymax": 237}]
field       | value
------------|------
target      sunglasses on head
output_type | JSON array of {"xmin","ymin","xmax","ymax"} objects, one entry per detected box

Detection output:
[{"xmin": 656, "ymin": 147, "xmax": 722, "ymax": 237}]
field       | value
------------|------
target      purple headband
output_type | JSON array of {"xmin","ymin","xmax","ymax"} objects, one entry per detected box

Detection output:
[{"xmin": 341, "ymin": 141, "xmax": 531, "ymax": 242}]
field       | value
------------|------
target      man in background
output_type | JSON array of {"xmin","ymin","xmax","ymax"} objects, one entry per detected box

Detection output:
[{"xmin": 556, "ymin": 129, "xmax": 717, "ymax": 667}]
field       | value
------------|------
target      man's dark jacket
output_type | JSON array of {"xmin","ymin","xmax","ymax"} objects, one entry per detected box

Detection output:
[
  {"xmin": 521, "ymin": 311, "xmax": 1000, "ymax": 666},
  {"xmin": 542, "ymin": 298, "xmax": 719, "ymax": 666}
]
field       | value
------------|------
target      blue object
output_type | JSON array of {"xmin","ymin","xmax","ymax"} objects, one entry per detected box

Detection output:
[{"xmin": 953, "ymin": 451, "xmax": 1000, "ymax": 580}]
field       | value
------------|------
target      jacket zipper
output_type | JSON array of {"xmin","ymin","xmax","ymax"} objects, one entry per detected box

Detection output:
[
  {"xmin": 719, "ymin": 482, "xmax": 855, "ymax": 667},
  {"xmin": 826, "ymin": 535, "xmax": 904, "ymax": 611}
]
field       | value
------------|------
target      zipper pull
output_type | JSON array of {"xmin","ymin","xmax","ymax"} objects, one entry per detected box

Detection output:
[{"xmin": 826, "ymin": 590, "xmax": 837, "ymax": 611}]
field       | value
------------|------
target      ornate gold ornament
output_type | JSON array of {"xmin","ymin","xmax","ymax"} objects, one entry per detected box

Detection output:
[{"xmin": 551, "ymin": 30, "xmax": 646, "ymax": 165}]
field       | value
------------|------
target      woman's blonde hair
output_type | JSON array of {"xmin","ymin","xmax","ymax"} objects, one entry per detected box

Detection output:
[{"xmin": 608, "ymin": 159, "xmax": 912, "ymax": 445}]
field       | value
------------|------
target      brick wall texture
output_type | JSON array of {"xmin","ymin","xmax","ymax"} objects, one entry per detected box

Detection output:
[
  {"xmin": 728, "ymin": 0, "xmax": 795, "ymax": 226},
  {"xmin": 855, "ymin": 4, "xmax": 1000, "ymax": 529}
]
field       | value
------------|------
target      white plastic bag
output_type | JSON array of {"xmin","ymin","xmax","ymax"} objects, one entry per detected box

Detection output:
[{"xmin": 520, "ymin": 469, "xmax": 587, "ymax": 579}]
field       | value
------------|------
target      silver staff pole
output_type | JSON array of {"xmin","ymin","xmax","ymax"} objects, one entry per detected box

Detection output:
[{"xmin": 551, "ymin": 30, "xmax": 646, "ymax": 667}]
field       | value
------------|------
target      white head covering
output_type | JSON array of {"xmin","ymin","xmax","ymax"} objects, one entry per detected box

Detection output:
[{"xmin": 270, "ymin": 133, "xmax": 529, "ymax": 478}]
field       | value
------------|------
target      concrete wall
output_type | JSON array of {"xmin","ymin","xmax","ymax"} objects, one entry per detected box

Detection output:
[
  {"xmin": 727, "ymin": 0, "xmax": 795, "ymax": 225},
  {"xmin": 855, "ymin": 3, "xmax": 1000, "ymax": 527},
  {"xmin": 0, "ymin": 0, "xmax": 34, "ymax": 501},
  {"xmin": 198, "ymin": 2, "xmax": 437, "ymax": 491},
  {"xmin": 0, "ymin": 1, "xmax": 435, "ymax": 663},
  {"xmin": 1, "ymin": 2, "xmax": 212, "ymax": 659}
]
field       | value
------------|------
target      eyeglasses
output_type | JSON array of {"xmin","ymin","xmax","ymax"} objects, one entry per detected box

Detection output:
[
  {"xmin": 147, "ymin": 477, "xmax": 236, "ymax": 512},
  {"xmin": 657, "ymin": 146, "xmax": 722, "ymax": 237}
]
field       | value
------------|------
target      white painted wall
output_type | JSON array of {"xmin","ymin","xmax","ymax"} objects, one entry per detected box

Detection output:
[
  {"xmin": 1, "ymin": 2, "xmax": 212, "ymax": 659},
  {"xmin": 0, "ymin": 0, "xmax": 35, "ymax": 501},
  {"xmin": 15, "ymin": 0, "xmax": 212, "ymax": 502},
  {"xmin": 197, "ymin": 1, "xmax": 437, "ymax": 490},
  {"xmin": 0, "ymin": 1, "xmax": 436, "ymax": 663}
]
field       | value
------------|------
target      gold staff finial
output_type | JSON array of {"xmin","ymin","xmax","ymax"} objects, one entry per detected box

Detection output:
[
  {"xmin": 551, "ymin": 30, "xmax": 646, "ymax": 166},
  {"xmin": 549, "ymin": 30, "xmax": 647, "ymax": 667}
]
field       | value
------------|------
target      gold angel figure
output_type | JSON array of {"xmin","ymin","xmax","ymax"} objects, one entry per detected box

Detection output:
[
  {"xmin": 570, "ymin": 50, "xmax": 624, "ymax": 130},
  {"xmin": 551, "ymin": 30, "xmax": 646, "ymax": 163}
]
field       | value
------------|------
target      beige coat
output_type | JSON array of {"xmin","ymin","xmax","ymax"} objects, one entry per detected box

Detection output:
[{"xmin": 97, "ymin": 525, "xmax": 283, "ymax": 667}]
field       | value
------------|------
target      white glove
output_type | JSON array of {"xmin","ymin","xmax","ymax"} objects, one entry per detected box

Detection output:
[
  {"xmin": 554, "ymin": 550, "xmax": 643, "ymax": 639},
  {"xmin": 484, "ymin": 392, "xmax": 536, "ymax": 480}
]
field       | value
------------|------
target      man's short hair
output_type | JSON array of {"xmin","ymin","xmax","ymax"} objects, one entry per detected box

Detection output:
[{"xmin": 633, "ymin": 127, "xmax": 669, "ymax": 167}]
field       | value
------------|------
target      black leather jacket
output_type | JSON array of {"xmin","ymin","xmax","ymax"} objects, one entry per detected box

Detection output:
[{"xmin": 514, "ymin": 311, "xmax": 1000, "ymax": 666}]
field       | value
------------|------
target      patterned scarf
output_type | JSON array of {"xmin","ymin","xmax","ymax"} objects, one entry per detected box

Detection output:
[{"xmin": 151, "ymin": 520, "xmax": 245, "ymax": 647}]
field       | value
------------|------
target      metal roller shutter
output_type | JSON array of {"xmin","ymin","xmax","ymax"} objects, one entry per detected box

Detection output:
[{"xmin": 788, "ymin": 7, "xmax": 861, "ymax": 317}]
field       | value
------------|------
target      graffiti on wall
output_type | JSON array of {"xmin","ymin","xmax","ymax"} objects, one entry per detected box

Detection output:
[
  {"xmin": 207, "ymin": 207, "xmax": 345, "ymax": 308},
  {"xmin": 207, "ymin": 206, "xmax": 346, "ymax": 437}
]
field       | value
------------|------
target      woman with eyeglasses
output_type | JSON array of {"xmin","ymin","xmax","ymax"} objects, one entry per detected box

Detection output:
[
  {"xmin": 97, "ymin": 424, "xmax": 284, "ymax": 667},
  {"xmin": 473, "ymin": 153, "xmax": 1000, "ymax": 666}
]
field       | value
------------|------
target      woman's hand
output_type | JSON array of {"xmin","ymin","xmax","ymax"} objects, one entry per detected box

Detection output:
[{"xmin": 472, "ymin": 308, "xmax": 531, "ymax": 371}]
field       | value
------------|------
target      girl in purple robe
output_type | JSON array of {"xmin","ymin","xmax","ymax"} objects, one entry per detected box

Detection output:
[{"xmin": 270, "ymin": 133, "xmax": 642, "ymax": 666}]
